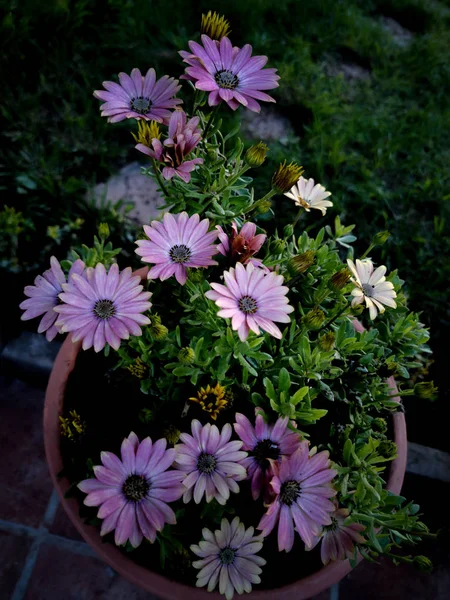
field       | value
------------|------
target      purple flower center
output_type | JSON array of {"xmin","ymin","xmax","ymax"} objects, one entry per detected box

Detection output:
[
  {"xmin": 325, "ymin": 517, "xmax": 339, "ymax": 532},
  {"xmin": 169, "ymin": 244, "xmax": 192, "ymax": 264},
  {"xmin": 219, "ymin": 546, "xmax": 236, "ymax": 565},
  {"xmin": 130, "ymin": 96, "xmax": 152, "ymax": 114},
  {"xmin": 361, "ymin": 283, "xmax": 375, "ymax": 297},
  {"xmin": 214, "ymin": 69, "xmax": 239, "ymax": 90},
  {"xmin": 93, "ymin": 299, "xmax": 116, "ymax": 320},
  {"xmin": 238, "ymin": 295, "xmax": 258, "ymax": 314},
  {"xmin": 280, "ymin": 479, "xmax": 301, "ymax": 506},
  {"xmin": 122, "ymin": 474, "xmax": 150, "ymax": 502},
  {"xmin": 197, "ymin": 452, "xmax": 217, "ymax": 474},
  {"xmin": 252, "ymin": 439, "xmax": 280, "ymax": 470}
]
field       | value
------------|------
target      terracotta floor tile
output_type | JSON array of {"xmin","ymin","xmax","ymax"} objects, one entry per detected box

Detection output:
[
  {"xmin": 24, "ymin": 541, "xmax": 158, "ymax": 599},
  {"xmin": 0, "ymin": 531, "xmax": 32, "ymax": 598},
  {"xmin": 0, "ymin": 377, "xmax": 53, "ymax": 526}
]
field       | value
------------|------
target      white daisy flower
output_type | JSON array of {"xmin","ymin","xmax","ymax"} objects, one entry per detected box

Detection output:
[
  {"xmin": 347, "ymin": 258, "xmax": 397, "ymax": 320},
  {"xmin": 284, "ymin": 176, "xmax": 333, "ymax": 215}
]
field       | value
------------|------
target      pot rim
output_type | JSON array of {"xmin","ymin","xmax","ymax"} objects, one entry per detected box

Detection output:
[{"xmin": 43, "ymin": 294, "xmax": 407, "ymax": 600}]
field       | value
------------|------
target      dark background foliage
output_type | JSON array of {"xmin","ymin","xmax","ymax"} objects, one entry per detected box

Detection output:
[{"xmin": 0, "ymin": 0, "xmax": 449, "ymax": 450}]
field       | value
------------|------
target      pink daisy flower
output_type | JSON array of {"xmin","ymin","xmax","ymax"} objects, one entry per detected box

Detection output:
[
  {"xmin": 78, "ymin": 432, "xmax": 185, "ymax": 548},
  {"xmin": 257, "ymin": 442, "xmax": 337, "ymax": 552},
  {"xmin": 20, "ymin": 257, "xmax": 85, "ymax": 341},
  {"xmin": 309, "ymin": 506, "xmax": 366, "ymax": 565},
  {"xmin": 54, "ymin": 263, "xmax": 152, "ymax": 352},
  {"xmin": 191, "ymin": 517, "xmax": 266, "ymax": 600},
  {"xmin": 205, "ymin": 262, "xmax": 294, "ymax": 342},
  {"xmin": 135, "ymin": 212, "xmax": 219, "ymax": 285},
  {"xmin": 217, "ymin": 221, "xmax": 267, "ymax": 269},
  {"xmin": 234, "ymin": 410, "xmax": 300, "ymax": 500},
  {"xmin": 136, "ymin": 109, "xmax": 203, "ymax": 183},
  {"xmin": 174, "ymin": 420, "xmax": 247, "ymax": 505},
  {"xmin": 94, "ymin": 68, "xmax": 182, "ymax": 123},
  {"xmin": 180, "ymin": 35, "xmax": 279, "ymax": 112}
]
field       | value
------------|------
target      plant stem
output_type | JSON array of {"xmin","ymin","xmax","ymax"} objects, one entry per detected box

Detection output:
[
  {"xmin": 319, "ymin": 302, "xmax": 350, "ymax": 331},
  {"xmin": 151, "ymin": 159, "xmax": 169, "ymax": 197},
  {"xmin": 203, "ymin": 104, "xmax": 220, "ymax": 139},
  {"xmin": 361, "ymin": 243, "xmax": 375, "ymax": 260},
  {"xmin": 292, "ymin": 208, "xmax": 303, "ymax": 229}
]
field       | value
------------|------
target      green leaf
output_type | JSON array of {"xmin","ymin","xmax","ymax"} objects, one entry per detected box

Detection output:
[{"xmin": 278, "ymin": 368, "xmax": 291, "ymax": 393}]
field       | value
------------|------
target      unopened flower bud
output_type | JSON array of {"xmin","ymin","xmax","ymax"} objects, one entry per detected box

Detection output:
[
  {"xmin": 98, "ymin": 222, "xmax": 110, "ymax": 241},
  {"xmin": 413, "ymin": 556, "xmax": 432, "ymax": 573},
  {"xmin": 291, "ymin": 250, "xmax": 315, "ymax": 274},
  {"xmin": 328, "ymin": 268, "xmax": 351, "ymax": 291},
  {"xmin": 318, "ymin": 331, "xmax": 335, "ymax": 351},
  {"xmin": 255, "ymin": 199, "xmax": 272, "ymax": 214},
  {"xmin": 200, "ymin": 11, "xmax": 231, "ymax": 40},
  {"xmin": 188, "ymin": 268, "xmax": 204, "ymax": 283},
  {"xmin": 351, "ymin": 303, "xmax": 364, "ymax": 316},
  {"xmin": 283, "ymin": 224, "xmax": 294, "ymax": 238},
  {"xmin": 163, "ymin": 424, "xmax": 181, "ymax": 446},
  {"xmin": 245, "ymin": 142, "xmax": 268, "ymax": 168},
  {"xmin": 127, "ymin": 357, "xmax": 147, "ymax": 379},
  {"xmin": 207, "ymin": 147, "xmax": 220, "ymax": 162},
  {"xmin": 139, "ymin": 408, "xmax": 153, "ymax": 424},
  {"xmin": 372, "ymin": 417, "xmax": 387, "ymax": 433},
  {"xmin": 272, "ymin": 161, "xmax": 304, "ymax": 193},
  {"xmin": 272, "ymin": 238, "xmax": 286, "ymax": 253},
  {"xmin": 378, "ymin": 440, "xmax": 397, "ymax": 459},
  {"xmin": 303, "ymin": 307, "xmax": 325, "ymax": 329},
  {"xmin": 372, "ymin": 230, "xmax": 390, "ymax": 247},
  {"xmin": 150, "ymin": 322, "xmax": 168, "ymax": 341},
  {"xmin": 414, "ymin": 381, "xmax": 438, "ymax": 399},
  {"xmin": 178, "ymin": 347, "xmax": 195, "ymax": 365}
]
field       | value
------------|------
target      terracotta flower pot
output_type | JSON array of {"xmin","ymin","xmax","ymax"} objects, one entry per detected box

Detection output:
[{"xmin": 43, "ymin": 296, "xmax": 407, "ymax": 600}]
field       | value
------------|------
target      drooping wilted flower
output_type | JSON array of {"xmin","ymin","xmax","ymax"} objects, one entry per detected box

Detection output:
[
  {"xmin": 206, "ymin": 262, "xmax": 294, "ymax": 342},
  {"xmin": 347, "ymin": 258, "xmax": 397, "ymax": 320},
  {"xmin": 272, "ymin": 161, "xmax": 304, "ymax": 193},
  {"xmin": 200, "ymin": 11, "xmax": 231, "ymax": 41},
  {"xmin": 258, "ymin": 442, "xmax": 337, "ymax": 551},
  {"xmin": 189, "ymin": 383, "xmax": 228, "ymax": 420},
  {"xmin": 309, "ymin": 506, "xmax": 365, "ymax": 565},
  {"xmin": 136, "ymin": 109, "xmax": 203, "ymax": 182},
  {"xmin": 284, "ymin": 177, "xmax": 333, "ymax": 215},
  {"xmin": 54, "ymin": 263, "xmax": 152, "ymax": 352},
  {"xmin": 94, "ymin": 68, "xmax": 182, "ymax": 123},
  {"xmin": 20, "ymin": 257, "xmax": 85, "ymax": 341},
  {"xmin": 216, "ymin": 221, "xmax": 267, "ymax": 268},
  {"xmin": 245, "ymin": 142, "xmax": 269, "ymax": 167},
  {"xmin": 78, "ymin": 432, "xmax": 185, "ymax": 547},
  {"xmin": 135, "ymin": 212, "xmax": 218, "ymax": 285},
  {"xmin": 180, "ymin": 35, "xmax": 279, "ymax": 112},
  {"xmin": 234, "ymin": 410, "xmax": 301, "ymax": 500},
  {"xmin": 191, "ymin": 517, "xmax": 266, "ymax": 600},
  {"xmin": 174, "ymin": 420, "xmax": 247, "ymax": 504}
]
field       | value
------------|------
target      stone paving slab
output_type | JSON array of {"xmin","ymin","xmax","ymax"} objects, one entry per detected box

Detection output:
[{"xmin": 0, "ymin": 531, "xmax": 32, "ymax": 599}]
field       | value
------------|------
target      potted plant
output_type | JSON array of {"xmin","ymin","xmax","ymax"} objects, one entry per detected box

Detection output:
[{"xmin": 23, "ymin": 12, "xmax": 435, "ymax": 600}]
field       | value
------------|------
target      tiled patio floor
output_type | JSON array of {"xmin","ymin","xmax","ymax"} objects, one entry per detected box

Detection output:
[{"xmin": 1, "ymin": 376, "xmax": 448, "ymax": 600}]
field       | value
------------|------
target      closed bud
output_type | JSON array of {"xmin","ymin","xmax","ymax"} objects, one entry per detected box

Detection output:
[
  {"xmin": 272, "ymin": 161, "xmax": 304, "ymax": 193},
  {"xmin": 178, "ymin": 347, "xmax": 195, "ymax": 365},
  {"xmin": 207, "ymin": 147, "xmax": 220, "ymax": 162},
  {"xmin": 328, "ymin": 268, "xmax": 351, "ymax": 291},
  {"xmin": 98, "ymin": 222, "xmax": 110, "ymax": 241},
  {"xmin": 245, "ymin": 141, "xmax": 269, "ymax": 168},
  {"xmin": 200, "ymin": 11, "xmax": 231, "ymax": 41},
  {"xmin": 303, "ymin": 307, "xmax": 326, "ymax": 329},
  {"xmin": 255, "ymin": 199, "xmax": 272, "ymax": 214},
  {"xmin": 163, "ymin": 424, "xmax": 181, "ymax": 446},
  {"xmin": 372, "ymin": 230, "xmax": 390, "ymax": 247},
  {"xmin": 188, "ymin": 268, "xmax": 204, "ymax": 283},
  {"xmin": 272, "ymin": 238, "xmax": 286, "ymax": 253},
  {"xmin": 378, "ymin": 440, "xmax": 397, "ymax": 459},
  {"xmin": 291, "ymin": 250, "xmax": 315, "ymax": 274},
  {"xmin": 413, "ymin": 556, "xmax": 432, "ymax": 573},
  {"xmin": 150, "ymin": 322, "xmax": 168, "ymax": 341},
  {"xmin": 318, "ymin": 331, "xmax": 336, "ymax": 351},
  {"xmin": 283, "ymin": 224, "xmax": 294, "ymax": 238},
  {"xmin": 414, "ymin": 381, "xmax": 438, "ymax": 399},
  {"xmin": 351, "ymin": 303, "xmax": 364, "ymax": 316},
  {"xmin": 127, "ymin": 357, "xmax": 147, "ymax": 379},
  {"xmin": 372, "ymin": 417, "xmax": 387, "ymax": 433},
  {"xmin": 139, "ymin": 408, "xmax": 153, "ymax": 424}
]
